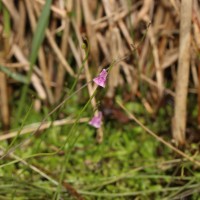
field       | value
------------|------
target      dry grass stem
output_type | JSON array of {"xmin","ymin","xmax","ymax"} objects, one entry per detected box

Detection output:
[
  {"xmin": 1, "ymin": 0, "xmax": 199, "ymax": 145},
  {"xmin": 148, "ymin": 26, "xmax": 164, "ymax": 97},
  {"xmin": 0, "ymin": 72, "xmax": 9, "ymax": 130},
  {"xmin": 117, "ymin": 100, "xmax": 200, "ymax": 168},
  {"xmin": 35, "ymin": 0, "xmax": 66, "ymax": 18},
  {"xmin": 55, "ymin": 16, "xmax": 70, "ymax": 102},
  {"xmin": 172, "ymin": 0, "xmax": 192, "ymax": 145},
  {"xmin": 0, "ymin": 118, "xmax": 88, "ymax": 142},
  {"xmin": 82, "ymin": 0, "xmax": 99, "ymax": 65}
]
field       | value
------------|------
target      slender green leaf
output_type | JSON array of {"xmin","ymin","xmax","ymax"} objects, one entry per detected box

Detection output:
[
  {"xmin": 0, "ymin": 65, "xmax": 28, "ymax": 84},
  {"xmin": 29, "ymin": 0, "xmax": 52, "ymax": 65},
  {"xmin": 17, "ymin": 0, "xmax": 52, "ymax": 120}
]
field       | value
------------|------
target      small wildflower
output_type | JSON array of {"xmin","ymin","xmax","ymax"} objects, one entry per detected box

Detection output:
[
  {"xmin": 89, "ymin": 112, "xmax": 103, "ymax": 128},
  {"xmin": 93, "ymin": 69, "xmax": 108, "ymax": 88}
]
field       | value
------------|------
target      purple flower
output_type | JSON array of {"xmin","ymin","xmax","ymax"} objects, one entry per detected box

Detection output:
[
  {"xmin": 93, "ymin": 69, "xmax": 108, "ymax": 88},
  {"xmin": 89, "ymin": 112, "xmax": 103, "ymax": 128}
]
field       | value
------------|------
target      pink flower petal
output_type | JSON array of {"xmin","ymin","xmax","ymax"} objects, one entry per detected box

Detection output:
[
  {"xmin": 93, "ymin": 69, "xmax": 108, "ymax": 88},
  {"xmin": 89, "ymin": 112, "xmax": 103, "ymax": 128}
]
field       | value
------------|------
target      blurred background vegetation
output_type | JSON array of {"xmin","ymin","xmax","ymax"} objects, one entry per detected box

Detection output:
[{"xmin": 0, "ymin": 0, "xmax": 200, "ymax": 199}]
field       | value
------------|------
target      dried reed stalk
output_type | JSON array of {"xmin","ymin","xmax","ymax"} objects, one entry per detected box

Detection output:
[
  {"xmin": 12, "ymin": 45, "xmax": 47, "ymax": 99},
  {"xmin": 0, "ymin": 72, "xmax": 9, "ymax": 130},
  {"xmin": 54, "ymin": 1, "xmax": 71, "ymax": 102},
  {"xmin": 0, "ymin": 117, "xmax": 88, "ymax": 142},
  {"xmin": 82, "ymin": 0, "xmax": 99, "ymax": 65},
  {"xmin": 172, "ymin": 0, "xmax": 192, "ymax": 145},
  {"xmin": 1, "ymin": 0, "xmax": 198, "ymax": 144},
  {"xmin": 193, "ymin": 1, "xmax": 200, "ymax": 126}
]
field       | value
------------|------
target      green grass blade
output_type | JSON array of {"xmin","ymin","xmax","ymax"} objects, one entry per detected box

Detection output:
[
  {"xmin": 16, "ymin": 0, "xmax": 52, "ymax": 120},
  {"xmin": 3, "ymin": 5, "xmax": 11, "ymax": 36},
  {"xmin": 5, "ymin": 102, "xmax": 33, "ymax": 153},
  {"xmin": 29, "ymin": 0, "xmax": 52, "ymax": 66},
  {"xmin": 0, "ymin": 65, "xmax": 28, "ymax": 84}
]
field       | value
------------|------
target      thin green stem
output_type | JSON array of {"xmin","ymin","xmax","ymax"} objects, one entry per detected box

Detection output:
[
  {"xmin": 0, "ymin": 82, "xmax": 90, "ymax": 160},
  {"xmin": 69, "ymin": 40, "xmax": 90, "ymax": 94},
  {"xmin": 5, "ymin": 102, "xmax": 33, "ymax": 152},
  {"xmin": 54, "ymin": 89, "xmax": 97, "ymax": 200}
]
